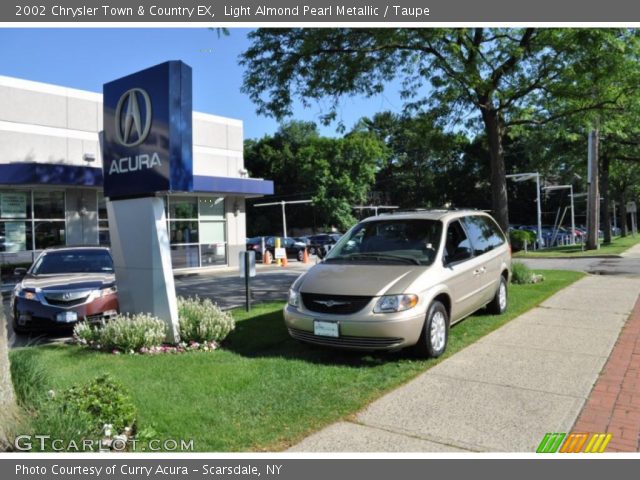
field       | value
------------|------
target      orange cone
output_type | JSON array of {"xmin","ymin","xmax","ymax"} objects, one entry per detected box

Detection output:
[
  {"xmin": 303, "ymin": 248, "xmax": 309, "ymax": 264},
  {"xmin": 281, "ymin": 255, "xmax": 288, "ymax": 267},
  {"xmin": 264, "ymin": 250, "xmax": 272, "ymax": 265}
]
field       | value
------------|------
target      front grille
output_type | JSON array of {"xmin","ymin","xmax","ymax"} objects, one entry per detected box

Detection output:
[
  {"xmin": 45, "ymin": 297, "xmax": 89, "ymax": 307},
  {"xmin": 288, "ymin": 328, "xmax": 404, "ymax": 350},
  {"xmin": 301, "ymin": 293, "xmax": 372, "ymax": 314}
]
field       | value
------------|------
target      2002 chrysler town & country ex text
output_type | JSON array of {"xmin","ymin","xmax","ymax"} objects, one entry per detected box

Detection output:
[{"xmin": 284, "ymin": 210, "xmax": 511, "ymax": 357}]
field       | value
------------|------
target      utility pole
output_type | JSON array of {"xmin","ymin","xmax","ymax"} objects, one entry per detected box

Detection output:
[{"xmin": 586, "ymin": 130, "xmax": 600, "ymax": 250}]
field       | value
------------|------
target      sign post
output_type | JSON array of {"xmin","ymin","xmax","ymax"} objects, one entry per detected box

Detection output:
[
  {"xmin": 102, "ymin": 61, "xmax": 193, "ymax": 344},
  {"xmin": 239, "ymin": 251, "xmax": 256, "ymax": 312}
]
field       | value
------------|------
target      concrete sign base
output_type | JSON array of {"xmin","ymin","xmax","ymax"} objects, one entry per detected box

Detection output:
[{"xmin": 106, "ymin": 196, "xmax": 180, "ymax": 343}]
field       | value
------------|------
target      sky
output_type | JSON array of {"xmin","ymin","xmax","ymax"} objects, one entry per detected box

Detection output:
[{"xmin": 0, "ymin": 28, "xmax": 409, "ymax": 139}]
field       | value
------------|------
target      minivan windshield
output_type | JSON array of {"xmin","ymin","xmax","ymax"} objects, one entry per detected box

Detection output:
[{"xmin": 324, "ymin": 219, "xmax": 442, "ymax": 266}]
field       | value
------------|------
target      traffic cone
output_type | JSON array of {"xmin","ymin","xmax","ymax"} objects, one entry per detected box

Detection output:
[
  {"xmin": 303, "ymin": 248, "xmax": 309, "ymax": 264},
  {"xmin": 281, "ymin": 255, "xmax": 288, "ymax": 267},
  {"xmin": 264, "ymin": 250, "xmax": 272, "ymax": 265}
]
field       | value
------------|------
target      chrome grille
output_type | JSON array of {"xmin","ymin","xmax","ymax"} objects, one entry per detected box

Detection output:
[{"xmin": 301, "ymin": 293, "xmax": 372, "ymax": 314}]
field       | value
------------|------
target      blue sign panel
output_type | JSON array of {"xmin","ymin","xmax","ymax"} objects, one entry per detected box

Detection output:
[{"xmin": 102, "ymin": 61, "xmax": 193, "ymax": 199}]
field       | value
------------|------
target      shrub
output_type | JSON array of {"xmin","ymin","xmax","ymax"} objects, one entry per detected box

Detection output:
[
  {"xmin": 74, "ymin": 313, "xmax": 166, "ymax": 352},
  {"xmin": 9, "ymin": 350, "xmax": 49, "ymax": 406},
  {"xmin": 511, "ymin": 261, "xmax": 536, "ymax": 284},
  {"xmin": 58, "ymin": 375, "xmax": 136, "ymax": 434},
  {"xmin": 509, "ymin": 229, "xmax": 536, "ymax": 251},
  {"xmin": 178, "ymin": 295, "xmax": 235, "ymax": 343}
]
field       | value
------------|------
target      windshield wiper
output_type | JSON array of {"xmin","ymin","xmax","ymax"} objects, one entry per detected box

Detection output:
[{"xmin": 342, "ymin": 253, "xmax": 421, "ymax": 265}]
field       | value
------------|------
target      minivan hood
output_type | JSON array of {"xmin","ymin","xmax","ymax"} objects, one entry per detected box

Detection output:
[
  {"xmin": 297, "ymin": 263, "xmax": 428, "ymax": 297},
  {"xmin": 21, "ymin": 273, "xmax": 115, "ymax": 291}
]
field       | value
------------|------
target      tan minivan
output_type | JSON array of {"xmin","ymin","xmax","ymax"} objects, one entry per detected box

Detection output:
[{"xmin": 284, "ymin": 210, "xmax": 511, "ymax": 357}]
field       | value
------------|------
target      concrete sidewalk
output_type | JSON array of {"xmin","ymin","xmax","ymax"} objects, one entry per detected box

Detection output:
[{"xmin": 289, "ymin": 275, "xmax": 640, "ymax": 452}]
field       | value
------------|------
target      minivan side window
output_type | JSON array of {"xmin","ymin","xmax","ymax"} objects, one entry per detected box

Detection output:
[
  {"xmin": 463, "ymin": 215, "xmax": 505, "ymax": 255},
  {"xmin": 444, "ymin": 220, "xmax": 472, "ymax": 263}
]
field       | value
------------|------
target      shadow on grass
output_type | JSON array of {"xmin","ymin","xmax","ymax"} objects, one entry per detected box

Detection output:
[{"xmin": 224, "ymin": 309, "xmax": 417, "ymax": 368}]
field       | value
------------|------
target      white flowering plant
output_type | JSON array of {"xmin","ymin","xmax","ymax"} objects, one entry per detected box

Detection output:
[{"xmin": 178, "ymin": 295, "xmax": 235, "ymax": 343}]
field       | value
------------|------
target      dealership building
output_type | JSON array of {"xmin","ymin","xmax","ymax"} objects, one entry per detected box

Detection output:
[{"xmin": 0, "ymin": 74, "xmax": 273, "ymax": 270}]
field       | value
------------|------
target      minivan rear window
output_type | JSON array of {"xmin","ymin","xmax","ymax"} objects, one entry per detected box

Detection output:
[{"xmin": 324, "ymin": 219, "xmax": 442, "ymax": 266}]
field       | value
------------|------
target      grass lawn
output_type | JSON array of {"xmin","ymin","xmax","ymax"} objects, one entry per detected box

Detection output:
[
  {"xmin": 10, "ymin": 269, "xmax": 583, "ymax": 452},
  {"xmin": 514, "ymin": 235, "xmax": 640, "ymax": 258}
]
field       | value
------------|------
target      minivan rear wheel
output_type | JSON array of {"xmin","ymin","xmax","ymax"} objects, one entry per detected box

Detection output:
[
  {"xmin": 415, "ymin": 300, "xmax": 448, "ymax": 358},
  {"xmin": 487, "ymin": 276, "xmax": 508, "ymax": 315}
]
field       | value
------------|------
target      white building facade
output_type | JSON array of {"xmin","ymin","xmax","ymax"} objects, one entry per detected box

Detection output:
[{"xmin": 0, "ymin": 75, "xmax": 272, "ymax": 269}]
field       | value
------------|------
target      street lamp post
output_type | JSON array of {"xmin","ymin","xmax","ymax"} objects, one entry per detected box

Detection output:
[
  {"xmin": 253, "ymin": 199, "xmax": 313, "ymax": 239},
  {"xmin": 506, "ymin": 173, "xmax": 543, "ymax": 249}
]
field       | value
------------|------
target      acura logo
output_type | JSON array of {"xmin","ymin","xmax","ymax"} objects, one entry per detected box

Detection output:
[
  {"xmin": 63, "ymin": 292, "xmax": 72, "ymax": 300},
  {"xmin": 115, "ymin": 88, "xmax": 152, "ymax": 147},
  {"xmin": 314, "ymin": 300, "xmax": 349, "ymax": 308}
]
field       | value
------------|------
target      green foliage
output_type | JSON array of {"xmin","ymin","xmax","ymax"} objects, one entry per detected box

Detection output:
[
  {"xmin": 509, "ymin": 230, "xmax": 536, "ymax": 251},
  {"xmin": 511, "ymin": 262, "xmax": 535, "ymax": 284},
  {"xmin": 240, "ymin": 29, "xmax": 640, "ymax": 231},
  {"xmin": 245, "ymin": 121, "xmax": 385, "ymax": 232},
  {"xmin": 178, "ymin": 296, "xmax": 235, "ymax": 343},
  {"xmin": 9, "ymin": 350, "xmax": 48, "ymax": 406},
  {"xmin": 59, "ymin": 375, "xmax": 136, "ymax": 434},
  {"xmin": 74, "ymin": 313, "xmax": 166, "ymax": 352}
]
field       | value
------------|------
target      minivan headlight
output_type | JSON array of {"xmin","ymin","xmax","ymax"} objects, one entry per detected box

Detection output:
[
  {"xmin": 374, "ymin": 294, "xmax": 418, "ymax": 313},
  {"xmin": 288, "ymin": 289, "xmax": 300, "ymax": 308}
]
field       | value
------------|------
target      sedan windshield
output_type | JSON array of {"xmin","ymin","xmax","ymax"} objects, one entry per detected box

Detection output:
[
  {"xmin": 32, "ymin": 250, "xmax": 114, "ymax": 275},
  {"xmin": 324, "ymin": 219, "xmax": 442, "ymax": 266}
]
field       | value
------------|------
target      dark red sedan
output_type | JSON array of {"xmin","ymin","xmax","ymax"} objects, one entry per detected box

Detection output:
[{"xmin": 11, "ymin": 246, "xmax": 119, "ymax": 333}]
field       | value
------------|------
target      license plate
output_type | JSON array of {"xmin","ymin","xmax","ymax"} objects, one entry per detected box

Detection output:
[
  {"xmin": 56, "ymin": 311, "xmax": 78, "ymax": 323},
  {"xmin": 314, "ymin": 320, "xmax": 339, "ymax": 338}
]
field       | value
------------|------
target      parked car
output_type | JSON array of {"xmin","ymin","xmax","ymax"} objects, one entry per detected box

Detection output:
[
  {"xmin": 11, "ymin": 246, "xmax": 119, "ymax": 333},
  {"xmin": 306, "ymin": 233, "xmax": 342, "ymax": 256},
  {"xmin": 284, "ymin": 210, "xmax": 511, "ymax": 357},
  {"xmin": 246, "ymin": 236, "xmax": 307, "ymax": 261}
]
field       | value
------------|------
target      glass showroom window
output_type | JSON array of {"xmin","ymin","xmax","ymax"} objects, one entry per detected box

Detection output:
[
  {"xmin": 97, "ymin": 192, "xmax": 110, "ymax": 246},
  {"xmin": 168, "ymin": 196, "xmax": 200, "ymax": 269},
  {"xmin": 0, "ymin": 189, "xmax": 32, "ymax": 252},
  {"xmin": 199, "ymin": 197, "xmax": 226, "ymax": 266},
  {"xmin": 33, "ymin": 191, "xmax": 66, "ymax": 249}
]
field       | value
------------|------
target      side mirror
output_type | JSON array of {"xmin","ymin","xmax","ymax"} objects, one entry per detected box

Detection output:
[{"xmin": 14, "ymin": 267, "xmax": 27, "ymax": 277}]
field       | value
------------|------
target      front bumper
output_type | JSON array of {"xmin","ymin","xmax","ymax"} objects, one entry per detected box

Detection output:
[
  {"xmin": 283, "ymin": 304, "xmax": 425, "ymax": 351},
  {"xmin": 13, "ymin": 295, "xmax": 118, "ymax": 331}
]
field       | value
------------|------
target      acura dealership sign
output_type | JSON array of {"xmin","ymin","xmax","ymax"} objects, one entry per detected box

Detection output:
[{"xmin": 102, "ymin": 61, "xmax": 193, "ymax": 199}]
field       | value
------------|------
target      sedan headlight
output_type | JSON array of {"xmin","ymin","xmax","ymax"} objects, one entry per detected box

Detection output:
[
  {"xmin": 288, "ymin": 288, "xmax": 300, "ymax": 308},
  {"xmin": 374, "ymin": 294, "xmax": 418, "ymax": 313},
  {"xmin": 99, "ymin": 286, "xmax": 117, "ymax": 297},
  {"xmin": 14, "ymin": 287, "xmax": 36, "ymax": 300}
]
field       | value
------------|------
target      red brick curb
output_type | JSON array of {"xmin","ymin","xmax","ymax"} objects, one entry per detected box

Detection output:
[{"xmin": 573, "ymin": 296, "xmax": 640, "ymax": 452}]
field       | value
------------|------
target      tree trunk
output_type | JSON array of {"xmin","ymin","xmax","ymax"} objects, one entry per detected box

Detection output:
[
  {"xmin": 602, "ymin": 154, "xmax": 611, "ymax": 244},
  {"xmin": 620, "ymin": 197, "xmax": 628, "ymax": 237},
  {"xmin": 0, "ymin": 308, "xmax": 17, "ymax": 450},
  {"xmin": 481, "ymin": 107, "xmax": 509, "ymax": 232}
]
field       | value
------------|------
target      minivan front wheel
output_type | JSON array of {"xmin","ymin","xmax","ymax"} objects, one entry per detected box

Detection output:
[
  {"xmin": 415, "ymin": 301, "xmax": 448, "ymax": 358},
  {"xmin": 487, "ymin": 276, "xmax": 508, "ymax": 315}
]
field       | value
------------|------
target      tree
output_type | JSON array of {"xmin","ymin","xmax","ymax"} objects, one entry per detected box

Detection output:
[
  {"xmin": 241, "ymin": 28, "xmax": 639, "ymax": 231},
  {"xmin": 0, "ymin": 309, "xmax": 17, "ymax": 450},
  {"xmin": 244, "ymin": 121, "xmax": 385, "ymax": 233}
]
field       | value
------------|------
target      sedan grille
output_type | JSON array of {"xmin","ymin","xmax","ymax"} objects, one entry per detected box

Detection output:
[
  {"xmin": 301, "ymin": 293, "xmax": 372, "ymax": 314},
  {"xmin": 288, "ymin": 328, "xmax": 404, "ymax": 350},
  {"xmin": 44, "ymin": 290, "xmax": 92, "ymax": 307}
]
